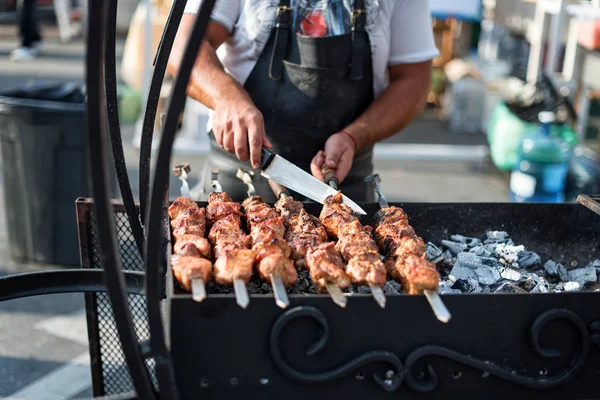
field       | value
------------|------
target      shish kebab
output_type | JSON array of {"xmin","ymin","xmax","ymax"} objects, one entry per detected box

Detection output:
[
  {"xmin": 270, "ymin": 181, "xmax": 350, "ymax": 308},
  {"xmin": 206, "ymin": 168, "xmax": 253, "ymax": 308},
  {"xmin": 168, "ymin": 163, "xmax": 212, "ymax": 302},
  {"xmin": 365, "ymin": 174, "xmax": 451, "ymax": 323},
  {"xmin": 237, "ymin": 169, "xmax": 298, "ymax": 309},
  {"xmin": 319, "ymin": 168, "xmax": 388, "ymax": 308}
]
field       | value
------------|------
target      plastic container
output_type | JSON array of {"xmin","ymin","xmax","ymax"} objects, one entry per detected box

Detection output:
[
  {"xmin": 0, "ymin": 82, "xmax": 116, "ymax": 266},
  {"xmin": 509, "ymin": 112, "xmax": 572, "ymax": 203}
]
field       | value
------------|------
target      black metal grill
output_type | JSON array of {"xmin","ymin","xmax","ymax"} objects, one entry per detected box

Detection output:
[{"xmin": 78, "ymin": 199, "xmax": 157, "ymax": 396}]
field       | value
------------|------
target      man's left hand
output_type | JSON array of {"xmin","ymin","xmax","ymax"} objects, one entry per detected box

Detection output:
[{"xmin": 310, "ymin": 132, "xmax": 356, "ymax": 183}]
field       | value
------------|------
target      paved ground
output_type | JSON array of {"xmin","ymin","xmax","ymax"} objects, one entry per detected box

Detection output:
[{"xmin": 0, "ymin": 21, "xmax": 509, "ymax": 399}]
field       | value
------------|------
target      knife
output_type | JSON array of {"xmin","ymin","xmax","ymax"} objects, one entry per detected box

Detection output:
[{"xmin": 259, "ymin": 148, "xmax": 367, "ymax": 215}]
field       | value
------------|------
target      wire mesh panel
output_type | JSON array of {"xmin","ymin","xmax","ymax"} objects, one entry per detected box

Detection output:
[{"xmin": 78, "ymin": 199, "xmax": 157, "ymax": 396}]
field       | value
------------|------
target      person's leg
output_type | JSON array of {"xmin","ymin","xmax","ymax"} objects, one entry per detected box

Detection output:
[
  {"xmin": 53, "ymin": 0, "xmax": 73, "ymax": 42},
  {"xmin": 19, "ymin": 0, "xmax": 40, "ymax": 47}
]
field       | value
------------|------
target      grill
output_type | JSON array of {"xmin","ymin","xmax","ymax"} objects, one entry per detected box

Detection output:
[{"xmin": 167, "ymin": 201, "xmax": 600, "ymax": 399}]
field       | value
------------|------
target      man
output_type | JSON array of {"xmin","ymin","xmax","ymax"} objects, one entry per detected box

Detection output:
[{"xmin": 168, "ymin": 0, "xmax": 438, "ymax": 202}]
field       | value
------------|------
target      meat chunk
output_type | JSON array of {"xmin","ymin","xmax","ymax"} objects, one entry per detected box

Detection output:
[
  {"xmin": 213, "ymin": 248, "xmax": 256, "ymax": 285},
  {"xmin": 306, "ymin": 242, "xmax": 351, "ymax": 291},
  {"xmin": 170, "ymin": 208, "xmax": 206, "ymax": 237},
  {"xmin": 171, "ymin": 255, "xmax": 212, "ymax": 291},
  {"xmin": 173, "ymin": 235, "xmax": 211, "ymax": 258},
  {"xmin": 168, "ymin": 196, "xmax": 198, "ymax": 220}
]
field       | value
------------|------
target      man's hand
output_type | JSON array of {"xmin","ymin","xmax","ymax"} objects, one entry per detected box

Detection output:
[
  {"xmin": 212, "ymin": 90, "xmax": 272, "ymax": 169},
  {"xmin": 310, "ymin": 132, "xmax": 356, "ymax": 183}
]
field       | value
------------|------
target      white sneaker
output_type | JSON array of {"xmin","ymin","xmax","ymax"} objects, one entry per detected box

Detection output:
[{"xmin": 9, "ymin": 45, "xmax": 39, "ymax": 61}]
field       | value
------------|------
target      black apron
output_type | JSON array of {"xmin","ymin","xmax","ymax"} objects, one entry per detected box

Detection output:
[{"xmin": 200, "ymin": 0, "xmax": 375, "ymax": 203}]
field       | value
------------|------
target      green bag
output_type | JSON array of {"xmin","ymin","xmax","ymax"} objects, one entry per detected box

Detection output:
[{"xmin": 487, "ymin": 102, "xmax": 578, "ymax": 170}]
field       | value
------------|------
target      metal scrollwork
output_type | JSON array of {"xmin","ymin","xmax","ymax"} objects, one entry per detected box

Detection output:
[
  {"xmin": 270, "ymin": 306, "xmax": 405, "ymax": 392},
  {"xmin": 404, "ymin": 309, "xmax": 590, "ymax": 391}
]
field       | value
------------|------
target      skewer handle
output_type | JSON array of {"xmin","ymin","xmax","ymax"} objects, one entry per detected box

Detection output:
[
  {"xmin": 268, "ymin": 180, "xmax": 289, "ymax": 199},
  {"xmin": 322, "ymin": 166, "xmax": 339, "ymax": 189}
]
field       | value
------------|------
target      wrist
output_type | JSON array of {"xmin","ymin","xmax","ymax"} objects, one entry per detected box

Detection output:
[
  {"xmin": 341, "ymin": 121, "xmax": 370, "ymax": 151},
  {"xmin": 215, "ymin": 82, "xmax": 250, "ymax": 108}
]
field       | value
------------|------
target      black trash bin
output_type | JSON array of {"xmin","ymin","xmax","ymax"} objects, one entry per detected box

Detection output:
[{"xmin": 0, "ymin": 82, "xmax": 95, "ymax": 266}]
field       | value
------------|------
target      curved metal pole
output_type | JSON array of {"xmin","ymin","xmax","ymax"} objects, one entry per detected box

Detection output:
[
  {"xmin": 0, "ymin": 269, "xmax": 145, "ymax": 303},
  {"xmin": 104, "ymin": 0, "xmax": 146, "ymax": 257},
  {"xmin": 139, "ymin": 0, "xmax": 187, "ymax": 220},
  {"xmin": 143, "ymin": 1, "xmax": 217, "ymax": 398},
  {"xmin": 86, "ymin": 0, "xmax": 156, "ymax": 397}
]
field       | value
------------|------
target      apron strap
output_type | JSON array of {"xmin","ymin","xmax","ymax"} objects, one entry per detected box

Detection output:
[
  {"xmin": 350, "ymin": 0, "xmax": 367, "ymax": 80},
  {"xmin": 269, "ymin": 0, "xmax": 293, "ymax": 81}
]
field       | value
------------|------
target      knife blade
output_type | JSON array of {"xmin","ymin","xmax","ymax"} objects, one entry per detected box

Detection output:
[{"xmin": 259, "ymin": 148, "xmax": 367, "ymax": 215}]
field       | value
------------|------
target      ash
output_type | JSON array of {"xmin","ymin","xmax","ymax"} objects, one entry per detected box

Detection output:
[{"xmin": 432, "ymin": 232, "xmax": 600, "ymax": 294}]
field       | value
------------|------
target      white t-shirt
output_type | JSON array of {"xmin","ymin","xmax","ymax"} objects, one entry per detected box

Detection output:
[{"xmin": 184, "ymin": 0, "xmax": 439, "ymax": 98}]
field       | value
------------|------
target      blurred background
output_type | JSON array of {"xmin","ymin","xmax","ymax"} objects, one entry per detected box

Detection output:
[{"xmin": 0, "ymin": 0, "xmax": 599, "ymax": 398}]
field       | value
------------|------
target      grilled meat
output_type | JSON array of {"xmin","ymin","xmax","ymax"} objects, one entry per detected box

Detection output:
[
  {"xmin": 168, "ymin": 197, "xmax": 213, "ymax": 291},
  {"xmin": 173, "ymin": 234, "xmax": 211, "ymax": 258},
  {"xmin": 372, "ymin": 206, "xmax": 439, "ymax": 294},
  {"xmin": 171, "ymin": 255, "xmax": 212, "ymax": 291},
  {"xmin": 170, "ymin": 207, "xmax": 206, "ymax": 237},
  {"xmin": 168, "ymin": 196, "xmax": 198, "ymax": 220},
  {"xmin": 243, "ymin": 196, "xmax": 297, "ymax": 286},
  {"xmin": 319, "ymin": 192, "xmax": 387, "ymax": 286},
  {"xmin": 208, "ymin": 193, "xmax": 256, "ymax": 285},
  {"xmin": 275, "ymin": 196, "xmax": 350, "ymax": 291}
]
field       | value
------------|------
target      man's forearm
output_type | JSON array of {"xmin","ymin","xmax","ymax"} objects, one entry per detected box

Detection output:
[
  {"xmin": 167, "ymin": 19, "xmax": 247, "ymax": 110},
  {"xmin": 344, "ymin": 61, "xmax": 432, "ymax": 150}
]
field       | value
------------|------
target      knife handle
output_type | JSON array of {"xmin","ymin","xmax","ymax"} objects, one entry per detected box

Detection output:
[
  {"xmin": 322, "ymin": 166, "xmax": 339, "ymax": 190},
  {"xmin": 260, "ymin": 148, "xmax": 276, "ymax": 170},
  {"xmin": 268, "ymin": 180, "xmax": 289, "ymax": 199}
]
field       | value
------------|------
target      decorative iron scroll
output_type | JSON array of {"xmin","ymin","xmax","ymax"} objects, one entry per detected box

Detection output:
[
  {"xmin": 270, "ymin": 307, "xmax": 594, "ymax": 393},
  {"xmin": 270, "ymin": 306, "xmax": 405, "ymax": 391}
]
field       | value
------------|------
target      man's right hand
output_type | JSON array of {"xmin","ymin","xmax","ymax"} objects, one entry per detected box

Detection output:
[{"xmin": 212, "ymin": 91, "xmax": 272, "ymax": 169}]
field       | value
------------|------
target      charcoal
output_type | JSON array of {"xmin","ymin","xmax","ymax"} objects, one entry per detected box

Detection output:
[
  {"xmin": 450, "ymin": 234, "xmax": 482, "ymax": 248},
  {"xmin": 440, "ymin": 288, "xmax": 462, "ymax": 294},
  {"xmin": 486, "ymin": 231, "xmax": 509, "ymax": 240},
  {"xmin": 455, "ymin": 252, "xmax": 486, "ymax": 269},
  {"xmin": 531, "ymin": 278, "xmax": 550, "ymax": 293},
  {"xmin": 475, "ymin": 266, "xmax": 502, "ymax": 285},
  {"xmin": 451, "ymin": 279, "xmax": 472, "ymax": 293},
  {"xmin": 448, "ymin": 264, "xmax": 476, "ymax": 282},
  {"xmin": 544, "ymin": 260, "xmax": 569, "ymax": 281},
  {"xmin": 442, "ymin": 240, "xmax": 468, "ymax": 255},
  {"xmin": 517, "ymin": 251, "xmax": 541, "ymax": 269},
  {"xmin": 484, "ymin": 243, "xmax": 500, "ymax": 254},
  {"xmin": 495, "ymin": 244, "xmax": 525, "ymax": 267},
  {"xmin": 554, "ymin": 283, "xmax": 564, "ymax": 291},
  {"xmin": 588, "ymin": 259, "xmax": 600, "ymax": 275},
  {"xmin": 567, "ymin": 266, "xmax": 597, "ymax": 287},
  {"xmin": 383, "ymin": 281, "xmax": 402, "ymax": 295},
  {"xmin": 469, "ymin": 245, "xmax": 492, "ymax": 258},
  {"xmin": 564, "ymin": 281, "xmax": 581, "ymax": 292},
  {"xmin": 357, "ymin": 285, "xmax": 372, "ymax": 294},
  {"xmin": 500, "ymin": 267, "xmax": 521, "ymax": 282},
  {"xmin": 494, "ymin": 282, "xmax": 527, "ymax": 293},
  {"xmin": 519, "ymin": 277, "xmax": 537, "ymax": 292},
  {"xmin": 425, "ymin": 242, "xmax": 443, "ymax": 261},
  {"xmin": 480, "ymin": 257, "xmax": 503, "ymax": 269}
]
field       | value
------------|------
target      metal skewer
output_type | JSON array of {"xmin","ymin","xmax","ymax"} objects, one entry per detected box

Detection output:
[
  {"xmin": 212, "ymin": 168, "xmax": 251, "ymax": 309},
  {"xmin": 238, "ymin": 169, "xmax": 289, "ymax": 309},
  {"xmin": 365, "ymin": 173, "xmax": 452, "ymax": 323},
  {"xmin": 322, "ymin": 167, "xmax": 386, "ymax": 309},
  {"xmin": 268, "ymin": 179, "xmax": 347, "ymax": 308},
  {"xmin": 173, "ymin": 164, "xmax": 206, "ymax": 303}
]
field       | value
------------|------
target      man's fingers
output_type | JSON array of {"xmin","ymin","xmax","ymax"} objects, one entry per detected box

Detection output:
[
  {"xmin": 222, "ymin": 131, "xmax": 234, "ymax": 153},
  {"xmin": 324, "ymin": 146, "xmax": 343, "ymax": 169},
  {"xmin": 310, "ymin": 150, "xmax": 325, "ymax": 181},
  {"xmin": 248, "ymin": 122, "xmax": 264, "ymax": 168},
  {"xmin": 336, "ymin": 150, "xmax": 353, "ymax": 183},
  {"xmin": 234, "ymin": 125, "xmax": 249, "ymax": 161},
  {"xmin": 262, "ymin": 135, "xmax": 272, "ymax": 149}
]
